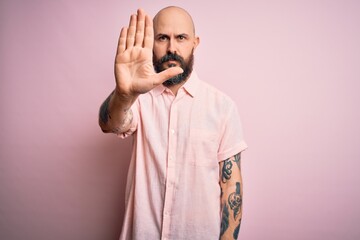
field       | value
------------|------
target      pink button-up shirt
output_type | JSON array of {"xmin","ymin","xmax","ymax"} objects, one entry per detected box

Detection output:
[{"xmin": 119, "ymin": 72, "xmax": 247, "ymax": 240}]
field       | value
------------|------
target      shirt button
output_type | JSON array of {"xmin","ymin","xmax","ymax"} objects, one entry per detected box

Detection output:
[{"xmin": 170, "ymin": 129, "xmax": 175, "ymax": 134}]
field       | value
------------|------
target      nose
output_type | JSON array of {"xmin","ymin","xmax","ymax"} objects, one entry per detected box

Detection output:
[{"xmin": 167, "ymin": 38, "xmax": 177, "ymax": 54}]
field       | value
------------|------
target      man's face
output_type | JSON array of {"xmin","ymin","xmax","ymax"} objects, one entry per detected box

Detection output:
[{"xmin": 152, "ymin": 7, "xmax": 199, "ymax": 86}]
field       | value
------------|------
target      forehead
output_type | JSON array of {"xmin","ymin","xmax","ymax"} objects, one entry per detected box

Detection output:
[{"xmin": 153, "ymin": 8, "xmax": 195, "ymax": 36}]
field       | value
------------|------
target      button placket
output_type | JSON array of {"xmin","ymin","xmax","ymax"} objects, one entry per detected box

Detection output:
[{"xmin": 161, "ymin": 98, "xmax": 178, "ymax": 240}]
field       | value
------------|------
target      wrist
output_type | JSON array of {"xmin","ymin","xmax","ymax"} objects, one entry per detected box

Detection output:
[{"xmin": 113, "ymin": 89, "xmax": 139, "ymax": 106}]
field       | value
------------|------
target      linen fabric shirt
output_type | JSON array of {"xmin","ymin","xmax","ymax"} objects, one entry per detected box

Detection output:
[{"xmin": 119, "ymin": 72, "xmax": 247, "ymax": 240}]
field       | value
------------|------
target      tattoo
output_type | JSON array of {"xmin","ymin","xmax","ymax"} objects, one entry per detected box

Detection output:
[
  {"xmin": 121, "ymin": 109, "xmax": 132, "ymax": 126},
  {"xmin": 221, "ymin": 159, "xmax": 233, "ymax": 183},
  {"xmin": 99, "ymin": 92, "xmax": 113, "ymax": 124},
  {"xmin": 220, "ymin": 203, "xmax": 230, "ymax": 236},
  {"xmin": 228, "ymin": 182, "xmax": 242, "ymax": 220},
  {"xmin": 233, "ymin": 222, "xmax": 241, "ymax": 239},
  {"xmin": 111, "ymin": 109, "xmax": 133, "ymax": 134},
  {"xmin": 233, "ymin": 153, "xmax": 241, "ymax": 170}
]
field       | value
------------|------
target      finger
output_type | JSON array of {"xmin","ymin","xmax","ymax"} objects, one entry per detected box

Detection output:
[
  {"xmin": 117, "ymin": 27, "xmax": 127, "ymax": 54},
  {"xmin": 126, "ymin": 14, "xmax": 136, "ymax": 48},
  {"xmin": 151, "ymin": 67, "xmax": 184, "ymax": 85},
  {"xmin": 143, "ymin": 14, "xmax": 153, "ymax": 49},
  {"xmin": 134, "ymin": 9, "xmax": 145, "ymax": 47}
]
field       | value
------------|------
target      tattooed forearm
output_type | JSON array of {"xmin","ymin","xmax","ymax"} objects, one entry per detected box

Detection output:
[
  {"xmin": 219, "ymin": 152, "xmax": 243, "ymax": 239},
  {"xmin": 99, "ymin": 91, "xmax": 134, "ymax": 134}
]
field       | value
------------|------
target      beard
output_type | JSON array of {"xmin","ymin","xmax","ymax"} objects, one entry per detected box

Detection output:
[{"xmin": 153, "ymin": 50, "xmax": 194, "ymax": 87}]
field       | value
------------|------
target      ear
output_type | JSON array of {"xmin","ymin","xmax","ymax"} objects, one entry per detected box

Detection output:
[{"xmin": 193, "ymin": 36, "xmax": 200, "ymax": 50}]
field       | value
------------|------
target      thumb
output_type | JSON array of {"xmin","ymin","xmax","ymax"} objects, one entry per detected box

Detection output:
[{"xmin": 152, "ymin": 67, "xmax": 183, "ymax": 85}]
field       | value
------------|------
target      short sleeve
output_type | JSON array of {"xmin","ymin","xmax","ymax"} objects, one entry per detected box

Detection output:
[
  {"xmin": 217, "ymin": 101, "xmax": 248, "ymax": 161},
  {"xmin": 118, "ymin": 100, "xmax": 139, "ymax": 139}
]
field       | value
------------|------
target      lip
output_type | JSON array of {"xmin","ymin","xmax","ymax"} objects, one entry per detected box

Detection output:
[
  {"xmin": 163, "ymin": 60, "xmax": 179, "ymax": 68},
  {"xmin": 166, "ymin": 60, "xmax": 178, "ymax": 64}
]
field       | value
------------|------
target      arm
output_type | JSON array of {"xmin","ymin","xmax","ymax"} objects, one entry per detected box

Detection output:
[
  {"xmin": 99, "ymin": 9, "xmax": 183, "ymax": 133},
  {"xmin": 219, "ymin": 152, "xmax": 243, "ymax": 240},
  {"xmin": 98, "ymin": 90, "xmax": 135, "ymax": 134}
]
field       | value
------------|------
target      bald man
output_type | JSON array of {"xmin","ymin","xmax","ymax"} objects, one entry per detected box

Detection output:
[{"xmin": 99, "ymin": 7, "xmax": 247, "ymax": 240}]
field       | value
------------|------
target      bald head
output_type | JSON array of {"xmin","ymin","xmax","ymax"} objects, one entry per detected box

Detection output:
[{"xmin": 153, "ymin": 6, "xmax": 196, "ymax": 36}]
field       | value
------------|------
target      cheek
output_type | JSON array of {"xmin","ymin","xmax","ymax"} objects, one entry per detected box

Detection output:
[{"xmin": 181, "ymin": 45, "xmax": 194, "ymax": 58}]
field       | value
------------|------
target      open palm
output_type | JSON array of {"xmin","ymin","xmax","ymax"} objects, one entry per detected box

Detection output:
[{"xmin": 114, "ymin": 9, "xmax": 182, "ymax": 97}]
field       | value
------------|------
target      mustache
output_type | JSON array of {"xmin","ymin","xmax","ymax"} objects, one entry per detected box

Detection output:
[{"xmin": 158, "ymin": 53, "xmax": 184, "ymax": 64}]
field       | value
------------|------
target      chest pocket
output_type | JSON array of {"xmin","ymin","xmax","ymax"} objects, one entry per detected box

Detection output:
[{"xmin": 186, "ymin": 129, "xmax": 219, "ymax": 167}]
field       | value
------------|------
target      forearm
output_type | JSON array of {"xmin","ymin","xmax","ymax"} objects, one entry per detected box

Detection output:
[
  {"xmin": 219, "ymin": 153, "xmax": 243, "ymax": 240},
  {"xmin": 98, "ymin": 90, "xmax": 137, "ymax": 134},
  {"xmin": 220, "ymin": 180, "xmax": 243, "ymax": 240}
]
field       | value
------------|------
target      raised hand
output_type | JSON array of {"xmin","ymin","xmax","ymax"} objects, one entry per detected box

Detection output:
[{"xmin": 114, "ymin": 9, "xmax": 183, "ymax": 97}]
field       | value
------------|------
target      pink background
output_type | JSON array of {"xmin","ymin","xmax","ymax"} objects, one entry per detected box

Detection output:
[{"xmin": 1, "ymin": 0, "xmax": 360, "ymax": 239}]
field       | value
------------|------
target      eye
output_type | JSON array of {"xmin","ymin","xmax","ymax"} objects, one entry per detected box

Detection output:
[
  {"xmin": 158, "ymin": 35, "xmax": 169, "ymax": 42},
  {"xmin": 177, "ymin": 35, "xmax": 186, "ymax": 41}
]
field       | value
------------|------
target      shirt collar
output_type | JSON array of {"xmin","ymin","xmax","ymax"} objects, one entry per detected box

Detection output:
[
  {"xmin": 182, "ymin": 71, "xmax": 199, "ymax": 97},
  {"xmin": 151, "ymin": 71, "xmax": 200, "ymax": 98}
]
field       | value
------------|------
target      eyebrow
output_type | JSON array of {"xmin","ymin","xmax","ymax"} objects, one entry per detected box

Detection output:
[
  {"xmin": 176, "ymin": 33, "xmax": 189, "ymax": 38},
  {"xmin": 155, "ymin": 33, "xmax": 168, "ymax": 38},
  {"xmin": 155, "ymin": 33, "xmax": 190, "ymax": 38}
]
